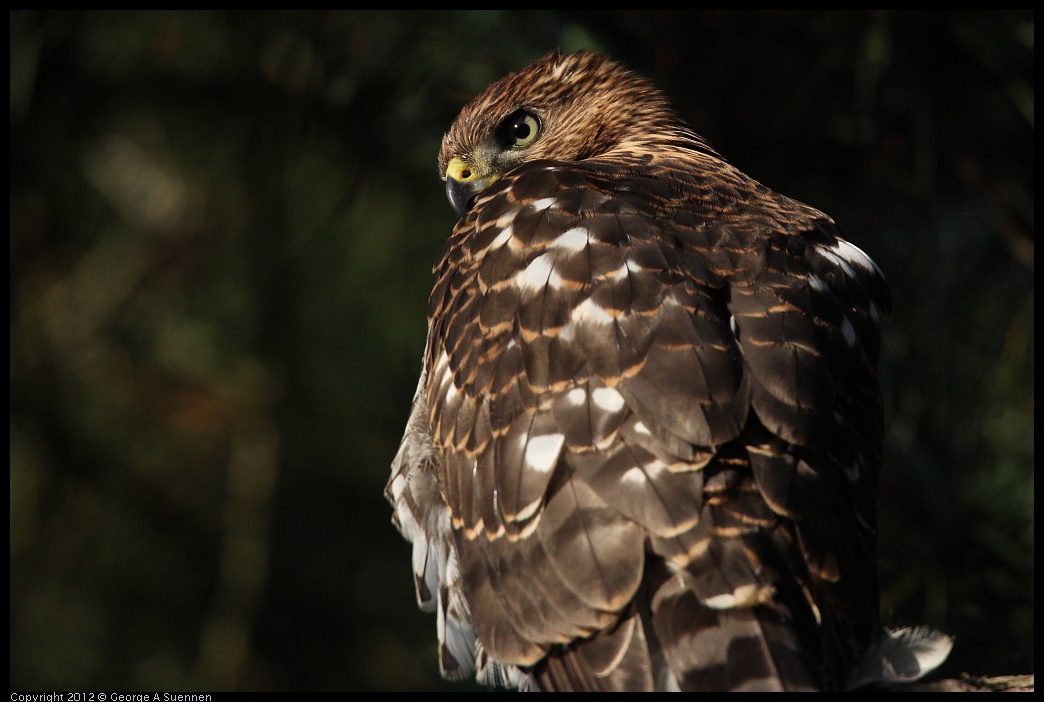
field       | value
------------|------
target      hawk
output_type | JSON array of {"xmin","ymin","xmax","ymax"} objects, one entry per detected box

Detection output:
[{"xmin": 387, "ymin": 51, "xmax": 950, "ymax": 691}]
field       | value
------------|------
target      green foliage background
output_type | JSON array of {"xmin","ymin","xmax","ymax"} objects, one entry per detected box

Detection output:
[{"xmin": 10, "ymin": 10, "xmax": 1033, "ymax": 691}]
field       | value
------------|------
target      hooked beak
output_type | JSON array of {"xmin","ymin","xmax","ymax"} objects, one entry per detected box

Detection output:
[{"xmin": 445, "ymin": 156, "xmax": 500, "ymax": 218}]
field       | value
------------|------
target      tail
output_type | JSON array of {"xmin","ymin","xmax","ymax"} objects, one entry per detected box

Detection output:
[{"xmin": 533, "ymin": 553, "xmax": 824, "ymax": 691}]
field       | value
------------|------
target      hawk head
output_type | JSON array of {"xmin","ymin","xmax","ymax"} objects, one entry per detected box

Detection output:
[{"xmin": 438, "ymin": 51, "xmax": 709, "ymax": 217}]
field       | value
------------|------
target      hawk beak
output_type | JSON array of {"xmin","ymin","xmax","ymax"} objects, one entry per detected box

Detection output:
[{"xmin": 445, "ymin": 157, "xmax": 500, "ymax": 218}]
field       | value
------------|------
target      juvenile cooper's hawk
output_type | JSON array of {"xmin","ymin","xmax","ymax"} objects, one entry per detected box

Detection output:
[{"xmin": 387, "ymin": 51, "xmax": 950, "ymax": 691}]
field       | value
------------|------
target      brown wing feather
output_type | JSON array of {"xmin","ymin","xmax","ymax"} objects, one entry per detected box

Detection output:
[{"xmin": 419, "ymin": 154, "xmax": 885, "ymax": 689}]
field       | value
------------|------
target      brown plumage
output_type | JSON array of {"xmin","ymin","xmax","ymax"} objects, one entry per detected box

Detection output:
[{"xmin": 387, "ymin": 51, "xmax": 948, "ymax": 691}]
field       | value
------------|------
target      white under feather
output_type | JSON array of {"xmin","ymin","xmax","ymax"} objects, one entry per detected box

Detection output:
[
  {"xmin": 846, "ymin": 626, "xmax": 954, "ymax": 689},
  {"xmin": 390, "ymin": 361, "xmax": 536, "ymax": 690}
]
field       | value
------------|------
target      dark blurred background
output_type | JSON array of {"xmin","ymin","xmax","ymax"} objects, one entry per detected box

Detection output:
[{"xmin": 10, "ymin": 10, "xmax": 1033, "ymax": 691}]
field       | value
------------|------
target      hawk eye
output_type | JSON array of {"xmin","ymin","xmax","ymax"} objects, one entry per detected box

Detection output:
[{"xmin": 502, "ymin": 110, "xmax": 540, "ymax": 148}]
